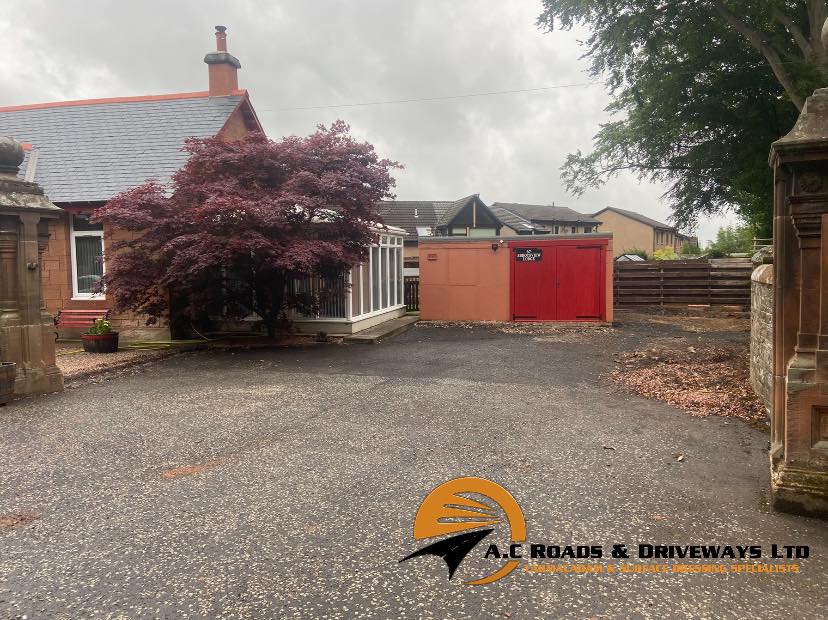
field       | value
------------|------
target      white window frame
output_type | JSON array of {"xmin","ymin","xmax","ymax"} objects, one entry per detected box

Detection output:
[
  {"xmin": 292, "ymin": 232, "xmax": 406, "ymax": 324},
  {"xmin": 69, "ymin": 214, "xmax": 105, "ymax": 300}
]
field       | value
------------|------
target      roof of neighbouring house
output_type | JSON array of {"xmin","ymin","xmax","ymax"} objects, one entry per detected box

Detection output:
[
  {"xmin": 592, "ymin": 206, "xmax": 672, "ymax": 230},
  {"xmin": 376, "ymin": 195, "xmax": 483, "ymax": 237},
  {"xmin": 0, "ymin": 90, "xmax": 260, "ymax": 203},
  {"xmin": 490, "ymin": 202, "xmax": 600, "ymax": 224},
  {"xmin": 489, "ymin": 205, "xmax": 550, "ymax": 234}
]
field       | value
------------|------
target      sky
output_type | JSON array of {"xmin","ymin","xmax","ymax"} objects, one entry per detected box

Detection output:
[{"xmin": 0, "ymin": 0, "xmax": 739, "ymax": 243}]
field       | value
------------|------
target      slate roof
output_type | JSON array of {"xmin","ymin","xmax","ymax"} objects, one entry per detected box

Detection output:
[
  {"xmin": 592, "ymin": 206, "xmax": 671, "ymax": 230},
  {"xmin": 376, "ymin": 195, "xmax": 479, "ymax": 237},
  {"xmin": 491, "ymin": 202, "xmax": 600, "ymax": 224},
  {"xmin": 489, "ymin": 205, "xmax": 549, "ymax": 234},
  {"xmin": 376, "ymin": 200, "xmax": 442, "ymax": 236},
  {"xmin": 435, "ymin": 195, "xmax": 477, "ymax": 227},
  {"xmin": 0, "ymin": 92, "xmax": 247, "ymax": 203}
]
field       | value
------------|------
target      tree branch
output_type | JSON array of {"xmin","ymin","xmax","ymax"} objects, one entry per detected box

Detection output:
[
  {"xmin": 710, "ymin": 0, "xmax": 805, "ymax": 110},
  {"xmin": 772, "ymin": 8, "xmax": 812, "ymax": 58}
]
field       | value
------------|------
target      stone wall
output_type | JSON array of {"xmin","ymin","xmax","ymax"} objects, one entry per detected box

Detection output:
[{"xmin": 750, "ymin": 253, "xmax": 773, "ymax": 416}]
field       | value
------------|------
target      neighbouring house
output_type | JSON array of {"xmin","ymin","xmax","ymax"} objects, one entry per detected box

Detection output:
[
  {"xmin": 0, "ymin": 26, "xmax": 261, "ymax": 340},
  {"xmin": 490, "ymin": 202, "xmax": 601, "ymax": 235},
  {"xmin": 592, "ymin": 206, "xmax": 697, "ymax": 258},
  {"xmin": 376, "ymin": 195, "xmax": 501, "ymax": 275}
]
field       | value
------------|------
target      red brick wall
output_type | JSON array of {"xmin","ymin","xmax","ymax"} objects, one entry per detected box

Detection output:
[{"xmin": 43, "ymin": 213, "xmax": 160, "ymax": 334}]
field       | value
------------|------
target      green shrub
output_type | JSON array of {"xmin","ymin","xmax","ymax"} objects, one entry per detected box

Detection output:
[{"xmin": 653, "ymin": 247, "xmax": 679, "ymax": 260}]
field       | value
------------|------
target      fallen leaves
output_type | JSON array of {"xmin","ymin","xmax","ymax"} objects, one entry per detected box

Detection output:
[{"xmin": 609, "ymin": 343, "xmax": 766, "ymax": 422}]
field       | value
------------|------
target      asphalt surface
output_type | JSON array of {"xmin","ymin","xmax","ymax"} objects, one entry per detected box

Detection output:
[{"xmin": 1, "ymin": 315, "xmax": 826, "ymax": 619}]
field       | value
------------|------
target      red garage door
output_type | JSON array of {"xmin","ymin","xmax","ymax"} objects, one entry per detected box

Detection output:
[{"xmin": 511, "ymin": 242, "xmax": 605, "ymax": 321}]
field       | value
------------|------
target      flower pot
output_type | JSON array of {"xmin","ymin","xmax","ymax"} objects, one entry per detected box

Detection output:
[
  {"xmin": 0, "ymin": 362, "xmax": 16, "ymax": 406},
  {"xmin": 81, "ymin": 332, "xmax": 120, "ymax": 354}
]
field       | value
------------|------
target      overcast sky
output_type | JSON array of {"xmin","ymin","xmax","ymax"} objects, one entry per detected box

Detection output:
[{"xmin": 0, "ymin": 0, "xmax": 738, "ymax": 243}]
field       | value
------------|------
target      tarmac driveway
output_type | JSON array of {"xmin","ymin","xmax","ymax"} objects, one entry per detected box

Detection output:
[{"xmin": 1, "ymin": 316, "xmax": 827, "ymax": 619}]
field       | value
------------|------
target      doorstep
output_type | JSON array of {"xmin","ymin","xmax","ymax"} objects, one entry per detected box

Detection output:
[{"xmin": 343, "ymin": 315, "xmax": 419, "ymax": 344}]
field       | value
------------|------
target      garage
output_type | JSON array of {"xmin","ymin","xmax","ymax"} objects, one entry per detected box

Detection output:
[{"xmin": 419, "ymin": 235, "xmax": 613, "ymax": 323}]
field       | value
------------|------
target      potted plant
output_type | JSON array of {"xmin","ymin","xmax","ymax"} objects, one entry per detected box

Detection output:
[
  {"xmin": 81, "ymin": 319, "xmax": 119, "ymax": 353},
  {"xmin": 0, "ymin": 362, "xmax": 16, "ymax": 405}
]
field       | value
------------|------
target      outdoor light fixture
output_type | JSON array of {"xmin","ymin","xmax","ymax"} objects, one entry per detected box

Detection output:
[{"xmin": 491, "ymin": 240, "xmax": 504, "ymax": 252}]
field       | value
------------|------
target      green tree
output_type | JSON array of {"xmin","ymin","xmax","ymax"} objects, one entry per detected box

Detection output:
[
  {"xmin": 538, "ymin": 1, "xmax": 828, "ymax": 235},
  {"xmin": 705, "ymin": 224, "xmax": 754, "ymax": 257}
]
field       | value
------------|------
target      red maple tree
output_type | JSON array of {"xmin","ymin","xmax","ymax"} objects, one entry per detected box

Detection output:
[{"xmin": 93, "ymin": 122, "xmax": 401, "ymax": 336}]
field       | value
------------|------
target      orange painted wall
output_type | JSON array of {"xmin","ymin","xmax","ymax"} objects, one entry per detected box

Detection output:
[
  {"xmin": 419, "ymin": 240, "xmax": 511, "ymax": 321},
  {"xmin": 420, "ymin": 236, "xmax": 614, "ymax": 323}
]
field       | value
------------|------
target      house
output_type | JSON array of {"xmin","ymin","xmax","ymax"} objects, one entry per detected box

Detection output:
[
  {"xmin": 376, "ymin": 195, "xmax": 501, "ymax": 274},
  {"xmin": 1, "ymin": 27, "xmax": 408, "ymax": 339},
  {"xmin": 0, "ymin": 27, "xmax": 264, "ymax": 340},
  {"xmin": 490, "ymin": 202, "xmax": 601, "ymax": 235},
  {"xmin": 592, "ymin": 206, "xmax": 697, "ymax": 258}
]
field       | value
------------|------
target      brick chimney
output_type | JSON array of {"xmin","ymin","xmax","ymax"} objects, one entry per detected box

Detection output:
[{"xmin": 204, "ymin": 25, "xmax": 241, "ymax": 96}]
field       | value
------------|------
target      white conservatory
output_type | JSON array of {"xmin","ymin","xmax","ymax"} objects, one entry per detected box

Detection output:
[{"xmin": 291, "ymin": 226, "xmax": 408, "ymax": 334}]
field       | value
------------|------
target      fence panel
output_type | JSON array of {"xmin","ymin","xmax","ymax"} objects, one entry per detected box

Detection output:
[{"xmin": 614, "ymin": 258, "xmax": 752, "ymax": 307}]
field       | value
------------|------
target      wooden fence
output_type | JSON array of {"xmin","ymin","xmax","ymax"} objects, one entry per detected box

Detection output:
[
  {"xmin": 404, "ymin": 276, "xmax": 420, "ymax": 311},
  {"xmin": 613, "ymin": 258, "xmax": 753, "ymax": 307}
]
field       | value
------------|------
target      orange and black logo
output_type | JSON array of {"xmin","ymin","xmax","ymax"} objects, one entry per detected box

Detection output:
[{"xmin": 399, "ymin": 477, "xmax": 526, "ymax": 585}]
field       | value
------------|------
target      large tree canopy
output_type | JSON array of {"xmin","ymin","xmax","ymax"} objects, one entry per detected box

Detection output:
[
  {"xmin": 93, "ymin": 122, "xmax": 400, "ymax": 336},
  {"xmin": 538, "ymin": 1, "xmax": 828, "ymax": 234}
]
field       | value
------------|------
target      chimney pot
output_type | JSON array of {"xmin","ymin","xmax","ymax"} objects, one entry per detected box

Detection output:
[
  {"xmin": 215, "ymin": 25, "xmax": 228, "ymax": 52},
  {"xmin": 204, "ymin": 26, "xmax": 241, "ymax": 96}
]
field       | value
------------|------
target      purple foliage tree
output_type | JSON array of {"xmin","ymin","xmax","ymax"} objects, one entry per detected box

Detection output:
[{"xmin": 93, "ymin": 121, "xmax": 401, "ymax": 336}]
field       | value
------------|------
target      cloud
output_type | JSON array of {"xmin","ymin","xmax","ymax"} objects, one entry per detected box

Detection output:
[{"xmin": 0, "ymin": 0, "xmax": 739, "ymax": 241}]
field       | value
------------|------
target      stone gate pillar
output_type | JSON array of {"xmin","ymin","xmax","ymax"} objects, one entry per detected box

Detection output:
[
  {"xmin": 0, "ymin": 137, "xmax": 63, "ymax": 397},
  {"xmin": 769, "ymin": 89, "xmax": 828, "ymax": 518}
]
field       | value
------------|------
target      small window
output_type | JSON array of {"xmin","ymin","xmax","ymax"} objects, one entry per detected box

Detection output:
[
  {"xmin": 583, "ymin": 226, "xmax": 592, "ymax": 233},
  {"xmin": 571, "ymin": 226, "xmax": 577, "ymax": 234},
  {"xmin": 554, "ymin": 226, "xmax": 559, "ymax": 234}
]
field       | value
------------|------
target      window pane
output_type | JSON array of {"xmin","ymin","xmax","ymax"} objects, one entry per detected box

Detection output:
[
  {"xmin": 371, "ymin": 247, "xmax": 380, "ymax": 311},
  {"xmin": 350, "ymin": 266, "xmax": 360, "ymax": 318},
  {"xmin": 390, "ymin": 249, "xmax": 397, "ymax": 306},
  {"xmin": 398, "ymin": 248, "xmax": 404, "ymax": 303},
  {"xmin": 75, "ymin": 236, "xmax": 103, "ymax": 294},
  {"xmin": 361, "ymin": 263, "xmax": 370, "ymax": 315},
  {"xmin": 72, "ymin": 214, "xmax": 103, "ymax": 232},
  {"xmin": 381, "ymin": 247, "xmax": 389, "ymax": 308}
]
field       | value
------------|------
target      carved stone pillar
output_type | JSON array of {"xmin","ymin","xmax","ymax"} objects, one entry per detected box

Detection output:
[
  {"xmin": 0, "ymin": 137, "xmax": 63, "ymax": 397},
  {"xmin": 769, "ymin": 88, "xmax": 828, "ymax": 518}
]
